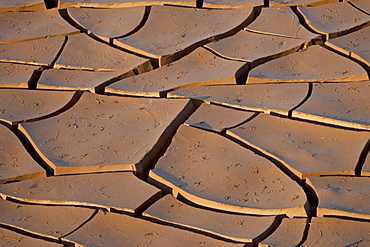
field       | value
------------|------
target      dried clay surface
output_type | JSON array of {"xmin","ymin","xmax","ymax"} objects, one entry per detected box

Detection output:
[
  {"xmin": 114, "ymin": 5, "xmax": 254, "ymax": 65},
  {"xmin": 0, "ymin": 124, "xmax": 45, "ymax": 184},
  {"xmin": 205, "ymin": 30, "xmax": 312, "ymax": 63},
  {"xmin": 0, "ymin": 36, "xmax": 65, "ymax": 67},
  {"xmin": 227, "ymin": 113, "xmax": 370, "ymax": 179},
  {"xmin": 143, "ymin": 194, "xmax": 278, "ymax": 243},
  {"xmin": 150, "ymin": 125, "xmax": 307, "ymax": 217},
  {"xmin": 0, "ymin": 63, "xmax": 38, "ymax": 88},
  {"xmin": 0, "ymin": 198, "xmax": 94, "ymax": 240},
  {"xmin": 361, "ymin": 152, "xmax": 370, "ymax": 176},
  {"xmin": 0, "ymin": 9, "xmax": 79, "ymax": 44},
  {"xmin": 66, "ymin": 6, "xmax": 147, "ymax": 41},
  {"xmin": 0, "ymin": 172, "xmax": 161, "ymax": 214},
  {"xmin": 0, "ymin": 1, "xmax": 46, "ymax": 12},
  {"xmin": 308, "ymin": 176, "xmax": 370, "ymax": 219},
  {"xmin": 169, "ymin": 83, "xmax": 309, "ymax": 116},
  {"xmin": 185, "ymin": 103, "xmax": 256, "ymax": 132},
  {"xmin": 269, "ymin": 0, "xmax": 337, "ymax": 7},
  {"xmin": 19, "ymin": 92, "xmax": 194, "ymax": 175},
  {"xmin": 1, "ymin": 1, "xmax": 370, "ymax": 246},
  {"xmin": 326, "ymin": 25, "xmax": 370, "ymax": 67},
  {"xmin": 0, "ymin": 227, "xmax": 62, "ymax": 247},
  {"xmin": 297, "ymin": 2, "xmax": 370, "ymax": 39},
  {"xmin": 37, "ymin": 68, "xmax": 134, "ymax": 92},
  {"xmin": 65, "ymin": 210, "xmax": 245, "ymax": 247},
  {"xmin": 260, "ymin": 218, "xmax": 307, "ymax": 247},
  {"xmin": 293, "ymin": 81, "xmax": 370, "ymax": 130},
  {"xmin": 247, "ymin": 45, "xmax": 368, "ymax": 84},
  {"xmin": 106, "ymin": 47, "xmax": 246, "ymax": 97},
  {"xmin": 203, "ymin": 0, "xmax": 263, "ymax": 9},
  {"xmin": 303, "ymin": 217, "xmax": 370, "ymax": 246},
  {"xmin": 0, "ymin": 89, "xmax": 76, "ymax": 125},
  {"xmin": 54, "ymin": 33, "xmax": 152, "ymax": 72},
  {"xmin": 245, "ymin": 6, "xmax": 318, "ymax": 39},
  {"xmin": 59, "ymin": 0, "xmax": 197, "ymax": 8},
  {"xmin": 351, "ymin": 0, "xmax": 370, "ymax": 15}
]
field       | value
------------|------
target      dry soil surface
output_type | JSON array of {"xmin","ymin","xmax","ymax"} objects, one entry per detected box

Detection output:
[{"xmin": 0, "ymin": 0, "xmax": 369, "ymax": 246}]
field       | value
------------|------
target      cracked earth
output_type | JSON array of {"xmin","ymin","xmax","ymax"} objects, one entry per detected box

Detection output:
[{"xmin": 0, "ymin": 0, "xmax": 369, "ymax": 246}]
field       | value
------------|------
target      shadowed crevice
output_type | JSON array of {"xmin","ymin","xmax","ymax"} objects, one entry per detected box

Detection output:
[
  {"xmin": 355, "ymin": 139, "xmax": 370, "ymax": 176},
  {"xmin": 113, "ymin": 6, "xmax": 152, "ymax": 39},
  {"xmin": 288, "ymin": 82, "xmax": 313, "ymax": 118},
  {"xmin": 28, "ymin": 68, "xmax": 43, "ymax": 90},
  {"xmin": 295, "ymin": 216, "xmax": 312, "ymax": 247},
  {"xmin": 134, "ymin": 190, "xmax": 163, "ymax": 217},
  {"xmin": 349, "ymin": 1, "xmax": 370, "ymax": 16},
  {"xmin": 196, "ymin": 0, "xmax": 203, "ymax": 8},
  {"xmin": 291, "ymin": 6, "xmax": 326, "ymax": 43},
  {"xmin": 50, "ymin": 36, "xmax": 69, "ymax": 69},
  {"xmin": 252, "ymin": 215, "xmax": 286, "ymax": 246},
  {"xmin": 60, "ymin": 209, "xmax": 99, "ymax": 239},
  {"xmin": 134, "ymin": 100, "xmax": 198, "ymax": 181},
  {"xmin": 221, "ymin": 112, "xmax": 260, "ymax": 135},
  {"xmin": 44, "ymin": 0, "xmax": 59, "ymax": 9}
]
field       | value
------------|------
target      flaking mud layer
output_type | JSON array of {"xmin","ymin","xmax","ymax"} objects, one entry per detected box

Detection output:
[{"xmin": 1, "ymin": 1, "xmax": 370, "ymax": 246}]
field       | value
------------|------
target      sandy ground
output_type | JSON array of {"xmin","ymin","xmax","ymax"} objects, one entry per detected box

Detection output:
[{"xmin": 0, "ymin": 0, "xmax": 369, "ymax": 246}]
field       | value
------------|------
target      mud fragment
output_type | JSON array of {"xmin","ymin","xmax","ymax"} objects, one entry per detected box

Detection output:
[
  {"xmin": 54, "ymin": 33, "xmax": 152, "ymax": 72},
  {"xmin": 0, "ymin": 198, "xmax": 94, "ymax": 239},
  {"xmin": 106, "ymin": 47, "xmax": 246, "ymax": 97},
  {"xmin": 227, "ymin": 113, "xmax": 370, "ymax": 179},
  {"xmin": 185, "ymin": 103, "xmax": 256, "ymax": 132},
  {"xmin": 293, "ymin": 81, "xmax": 370, "ymax": 130},
  {"xmin": 66, "ymin": 6, "xmax": 147, "ymax": 42},
  {"xmin": 260, "ymin": 218, "xmax": 307, "ymax": 247},
  {"xmin": 205, "ymin": 30, "xmax": 311, "ymax": 63},
  {"xmin": 247, "ymin": 45, "xmax": 368, "ymax": 84},
  {"xmin": 19, "ymin": 92, "xmax": 193, "ymax": 175},
  {"xmin": 169, "ymin": 83, "xmax": 309, "ymax": 116},
  {"xmin": 0, "ymin": 63, "xmax": 38, "ymax": 88},
  {"xmin": 0, "ymin": 124, "xmax": 45, "ymax": 184},
  {"xmin": 65, "ymin": 210, "xmax": 244, "ymax": 246},
  {"xmin": 308, "ymin": 176, "xmax": 370, "ymax": 219},
  {"xmin": 0, "ymin": 36, "xmax": 65, "ymax": 67},
  {"xmin": 298, "ymin": 2, "xmax": 370, "ymax": 39},
  {"xmin": 304, "ymin": 217, "xmax": 370, "ymax": 246},
  {"xmin": 0, "ymin": 9, "xmax": 79, "ymax": 44},
  {"xmin": 114, "ymin": 5, "xmax": 255, "ymax": 66},
  {"xmin": 37, "ymin": 68, "xmax": 134, "ymax": 92},
  {"xmin": 245, "ymin": 7, "xmax": 318, "ymax": 39},
  {"xmin": 0, "ymin": 172, "xmax": 161, "ymax": 214},
  {"xmin": 0, "ymin": 226, "xmax": 62, "ymax": 247},
  {"xmin": 143, "ymin": 194, "xmax": 280, "ymax": 243},
  {"xmin": 150, "ymin": 125, "xmax": 307, "ymax": 217}
]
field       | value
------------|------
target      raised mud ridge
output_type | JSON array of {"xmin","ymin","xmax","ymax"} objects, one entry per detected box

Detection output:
[{"xmin": 0, "ymin": 0, "xmax": 370, "ymax": 246}]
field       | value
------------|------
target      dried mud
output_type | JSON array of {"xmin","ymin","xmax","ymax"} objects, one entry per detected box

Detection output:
[{"xmin": 0, "ymin": 0, "xmax": 369, "ymax": 246}]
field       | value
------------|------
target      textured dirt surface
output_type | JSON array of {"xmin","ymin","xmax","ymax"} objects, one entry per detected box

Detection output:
[{"xmin": 0, "ymin": 0, "xmax": 369, "ymax": 246}]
